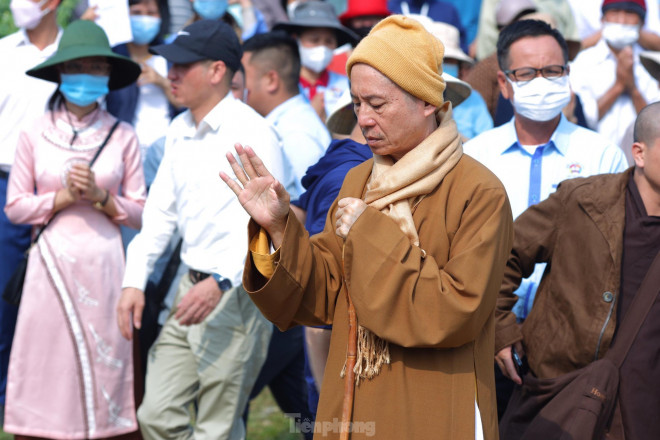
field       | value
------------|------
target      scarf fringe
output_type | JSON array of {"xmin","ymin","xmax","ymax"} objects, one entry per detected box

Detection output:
[{"xmin": 340, "ymin": 325, "xmax": 391, "ymax": 385}]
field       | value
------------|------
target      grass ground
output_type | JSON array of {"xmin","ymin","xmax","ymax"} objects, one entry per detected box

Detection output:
[
  {"xmin": 247, "ymin": 388, "xmax": 303, "ymax": 440},
  {"xmin": 0, "ymin": 388, "xmax": 301, "ymax": 440}
]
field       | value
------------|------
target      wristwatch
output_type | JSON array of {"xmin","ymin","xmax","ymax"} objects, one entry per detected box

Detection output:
[
  {"xmin": 212, "ymin": 273, "xmax": 233, "ymax": 292},
  {"xmin": 93, "ymin": 190, "xmax": 110, "ymax": 210}
]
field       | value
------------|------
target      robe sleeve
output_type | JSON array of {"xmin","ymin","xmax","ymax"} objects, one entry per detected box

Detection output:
[
  {"xmin": 250, "ymin": 227, "xmax": 280, "ymax": 279},
  {"xmin": 494, "ymin": 186, "xmax": 561, "ymax": 353},
  {"xmin": 244, "ymin": 181, "xmax": 514, "ymax": 352},
  {"xmin": 345, "ymin": 186, "xmax": 513, "ymax": 349},
  {"xmin": 243, "ymin": 206, "xmax": 345, "ymax": 329}
]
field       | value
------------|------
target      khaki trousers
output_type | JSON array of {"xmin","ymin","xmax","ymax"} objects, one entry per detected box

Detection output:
[{"xmin": 137, "ymin": 275, "xmax": 271, "ymax": 440}]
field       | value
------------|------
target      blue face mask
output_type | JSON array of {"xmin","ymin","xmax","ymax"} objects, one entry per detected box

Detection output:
[
  {"xmin": 442, "ymin": 63, "xmax": 459, "ymax": 78},
  {"xmin": 227, "ymin": 4, "xmax": 243, "ymax": 28},
  {"xmin": 193, "ymin": 0, "xmax": 228, "ymax": 20},
  {"xmin": 130, "ymin": 15, "xmax": 161, "ymax": 45},
  {"xmin": 60, "ymin": 74, "xmax": 110, "ymax": 107}
]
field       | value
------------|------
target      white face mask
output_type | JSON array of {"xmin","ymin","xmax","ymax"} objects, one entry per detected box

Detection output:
[
  {"xmin": 508, "ymin": 75, "xmax": 572, "ymax": 122},
  {"xmin": 298, "ymin": 43, "xmax": 334, "ymax": 74},
  {"xmin": 10, "ymin": 0, "xmax": 50, "ymax": 30},
  {"xmin": 602, "ymin": 21, "xmax": 640, "ymax": 50}
]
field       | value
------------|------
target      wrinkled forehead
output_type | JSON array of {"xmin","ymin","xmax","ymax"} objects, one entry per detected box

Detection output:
[{"xmin": 349, "ymin": 63, "xmax": 411, "ymax": 100}]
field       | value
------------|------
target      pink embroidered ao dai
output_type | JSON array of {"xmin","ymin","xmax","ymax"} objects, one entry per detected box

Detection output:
[{"xmin": 3, "ymin": 107, "xmax": 146, "ymax": 439}]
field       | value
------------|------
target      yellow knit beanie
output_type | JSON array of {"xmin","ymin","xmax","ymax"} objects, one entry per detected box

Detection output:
[{"xmin": 346, "ymin": 15, "xmax": 446, "ymax": 107}]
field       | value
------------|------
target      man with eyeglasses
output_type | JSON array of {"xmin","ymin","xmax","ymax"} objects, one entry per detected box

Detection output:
[{"xmin": 464, "ymin": 18, "xmax": 628, "ymax": 415}]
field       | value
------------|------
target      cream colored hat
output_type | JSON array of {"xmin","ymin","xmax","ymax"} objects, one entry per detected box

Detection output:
[{"xmin": 424, "ymin": 21, "xmax": 473, "ymax": 65}]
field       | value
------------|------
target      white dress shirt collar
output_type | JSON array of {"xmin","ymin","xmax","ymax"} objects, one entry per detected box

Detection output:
[{"xmin": 499, "ymin": 114, "xmax": 570, "ymax": 156}]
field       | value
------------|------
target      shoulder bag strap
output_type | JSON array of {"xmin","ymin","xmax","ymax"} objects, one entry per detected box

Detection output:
[
  {"xmin": 89, "ymin": 120, "xmax": 120, "ymax": 167},
  {"xmin": 605, "ymin": 250, "xmax": 660, "ymax": 367},
  {"xmin": 31, "ymin": 119, "xmax": 121, "ymax": 245}
]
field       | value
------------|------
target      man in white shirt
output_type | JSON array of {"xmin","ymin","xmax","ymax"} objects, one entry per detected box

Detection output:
[
  {"xmin": 242, "ymin": 31, "xmax": 331, "ymax": 198},
  {"xmin": 465, "ymin": 19, "xmax": 628, "ymax": 322},
  {"xmin": 0, "ymin": 0, "xmax": 61, "ymax": 426},
  {"xmin": 570, "ymin": 0, "xmax": 660, "ymax": 148},
  {"xmin": 116, "ymin": 20, "xmax": 283, "ymax": 440}
]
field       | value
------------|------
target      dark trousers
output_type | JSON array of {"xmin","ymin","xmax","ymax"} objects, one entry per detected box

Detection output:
[
  {"xmin": 245, "ymin": 325, "xmax": 313, "ymax": 440},
  {"xmin": 0, "ymin": 175, "xmax": 31, "ymax": 406},
  {"xmin": 495, "ymin": 363, "xmax": 515, "ymax": 420}
]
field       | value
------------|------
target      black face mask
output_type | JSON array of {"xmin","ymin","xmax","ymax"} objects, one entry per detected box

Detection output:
[{"xmin": 351, "ymin": 26, "xmax": 373, "ymax": 41}]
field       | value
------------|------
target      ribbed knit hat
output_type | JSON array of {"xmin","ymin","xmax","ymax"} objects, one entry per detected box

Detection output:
[
  {"xmin": 602, "ymin": 0, "xmax": 646, "ymax": 20},
  {"xmin": 346, "ymin": 14, "xmax": 446, "ymax": 107}
]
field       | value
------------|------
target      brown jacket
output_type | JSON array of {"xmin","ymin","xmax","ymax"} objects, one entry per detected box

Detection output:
[
  {"xmin": 244, "ymin": 154, "xmax": 513, "ymax": 439},
  {"xmin": 495, "ymin": 170, "xmax": 631, "ymax": 379}
]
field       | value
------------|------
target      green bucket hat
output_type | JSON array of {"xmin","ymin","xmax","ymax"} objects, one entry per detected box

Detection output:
[{"xmin": 27, "ymin": 20, "xmax": 141, "ymax": 90}]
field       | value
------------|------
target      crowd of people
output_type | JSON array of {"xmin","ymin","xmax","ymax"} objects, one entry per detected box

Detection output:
[{"xmin": 0, "ymin": 0, "xmax": 659, "ymax": 439}]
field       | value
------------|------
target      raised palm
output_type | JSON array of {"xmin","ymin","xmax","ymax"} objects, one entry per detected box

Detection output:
[{"xmin": 221, "ymin": 144, "xmax": 290, "ymax": 246}]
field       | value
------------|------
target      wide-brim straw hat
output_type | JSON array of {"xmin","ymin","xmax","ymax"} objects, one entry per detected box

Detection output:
[
  {"xmin": 27, "ymin": 20, "xmax": 141, "ymax": 90},
  {"xmin": 327, "ymin": 71, "xmax": 471, "ymax": 135},
  {"xmin": 274, "ymin": 1, "xmax": 360, "ymax": 47}
]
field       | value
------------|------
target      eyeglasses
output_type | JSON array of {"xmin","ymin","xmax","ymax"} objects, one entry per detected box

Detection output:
[
  {"xmin": 504, "ymin": 65, "xmax": 567, "ymax": 83},
  {"xmin": 60, "ymin": 59, "xmax": 112, "ymax": 76}
]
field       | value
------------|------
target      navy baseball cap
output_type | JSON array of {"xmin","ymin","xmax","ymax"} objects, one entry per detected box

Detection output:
[{"xmin": 150, "ymin": 20, "xmax": 242, "ymax": 71}]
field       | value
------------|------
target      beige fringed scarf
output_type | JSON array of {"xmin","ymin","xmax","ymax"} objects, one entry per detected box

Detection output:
[{"xmin": 341, "ymin": 104, "xmax": 463, "ymax": 385}]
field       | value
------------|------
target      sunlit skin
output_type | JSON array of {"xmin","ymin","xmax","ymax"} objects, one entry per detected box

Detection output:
[
  {"xmin": 241, "ymin": 51, "xmax": 268, "ymax": 114},
  {"xmin": 167, "ymin": 60, "xmax": 227, "ymax": 124},
  {"xmin": 350, "ymin": 63, "xmax": 437, "ymax": 162}
]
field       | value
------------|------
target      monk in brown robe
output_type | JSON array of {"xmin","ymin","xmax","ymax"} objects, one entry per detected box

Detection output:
[{"xmin": 222, "ymin": 15, "xmax": 513, "ymax": 440}]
